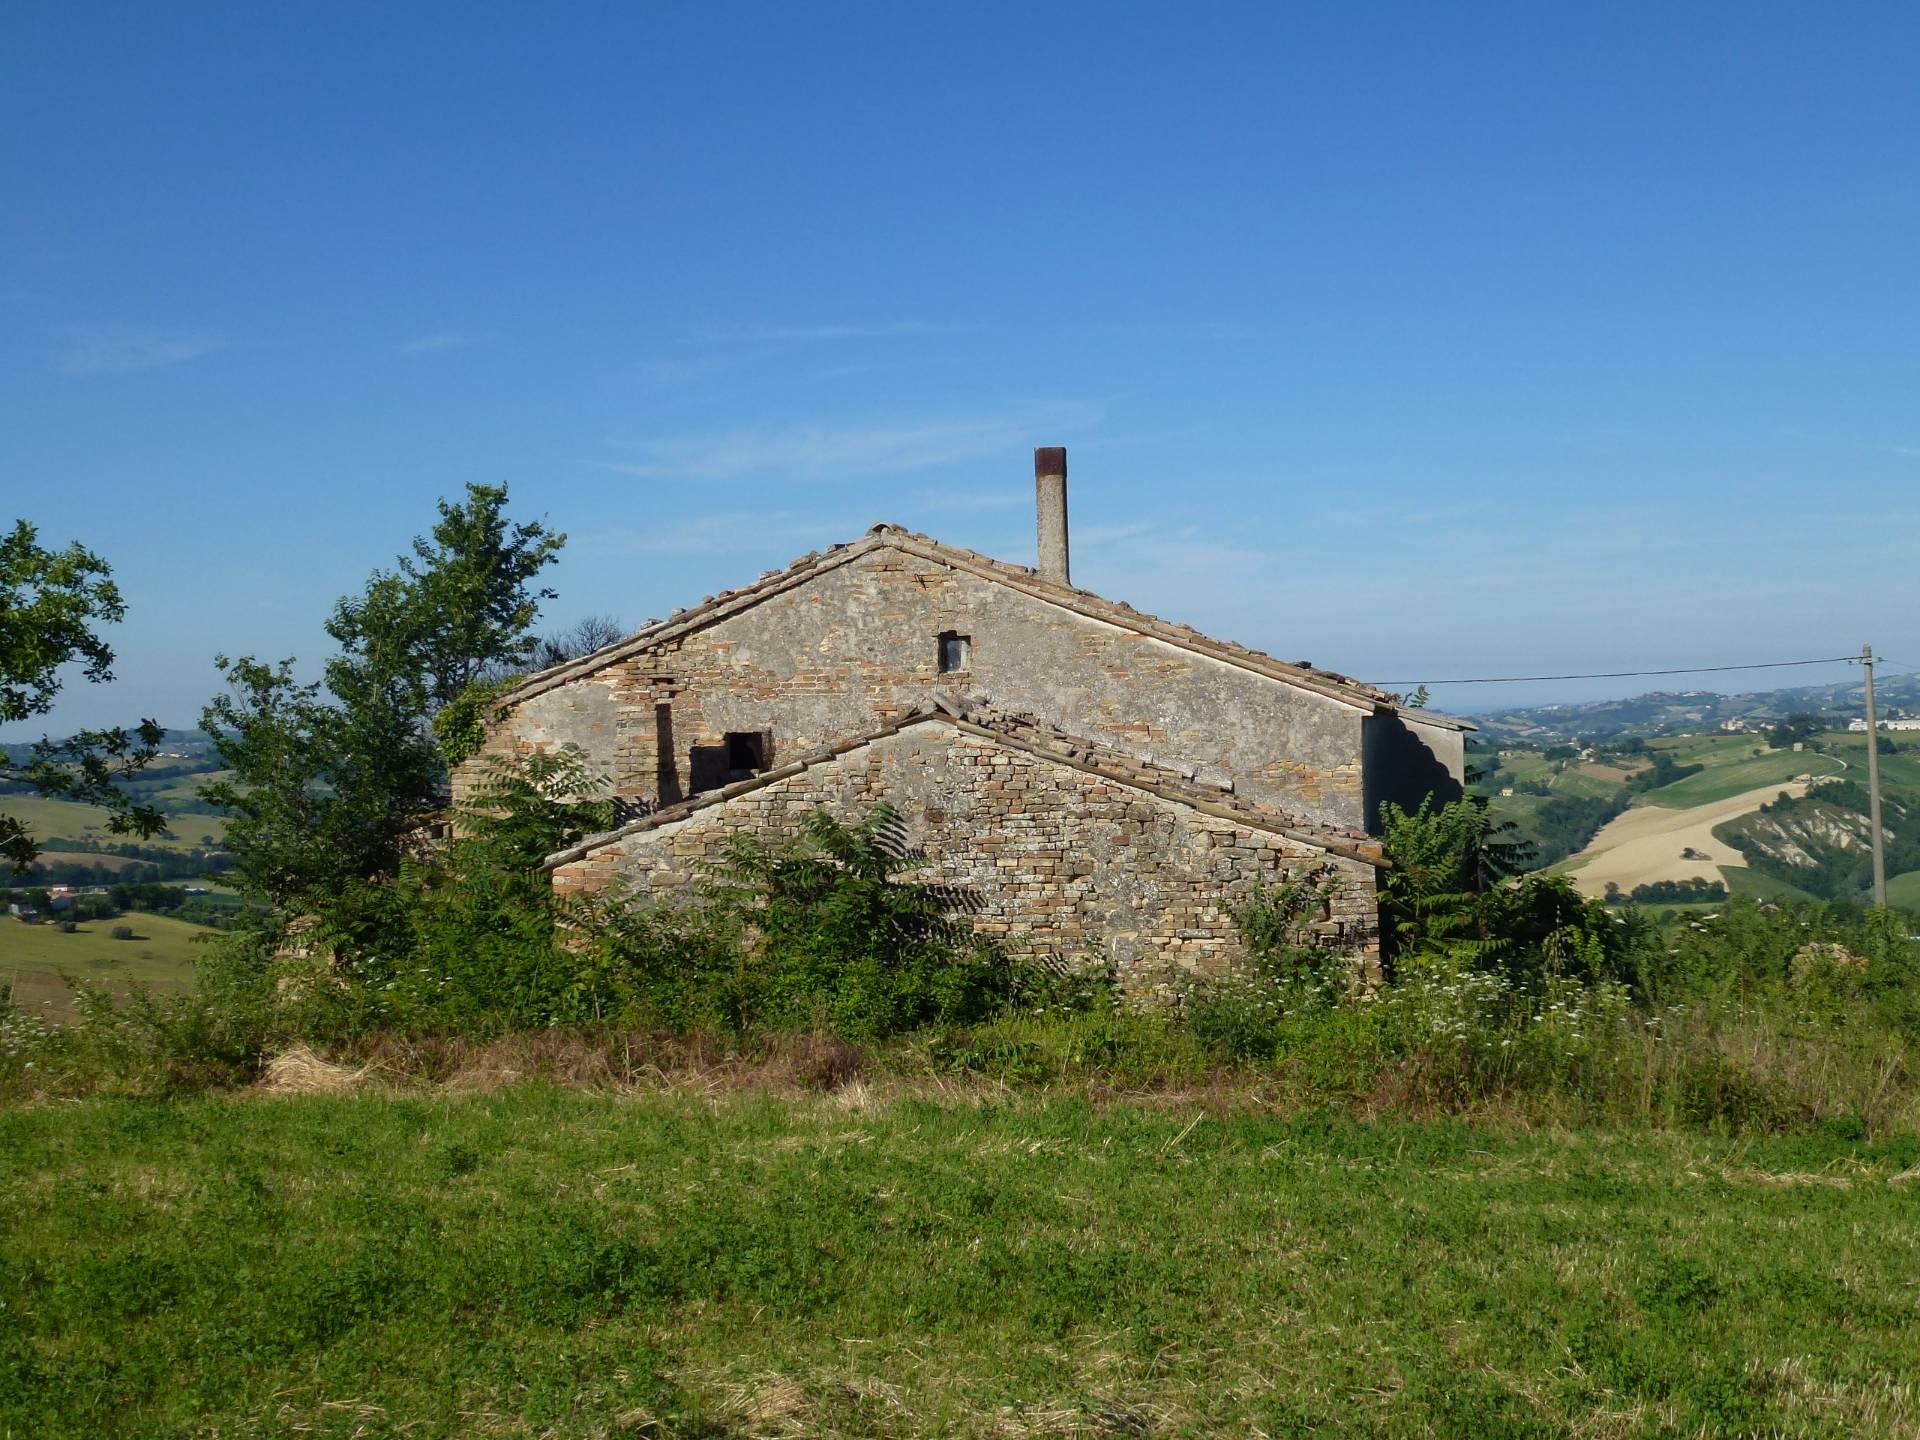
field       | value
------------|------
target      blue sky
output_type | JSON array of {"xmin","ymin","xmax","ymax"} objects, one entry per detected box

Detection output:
[{"xmin": 5, "ymin": 2, "xmax": 1917, "ymax": 733}]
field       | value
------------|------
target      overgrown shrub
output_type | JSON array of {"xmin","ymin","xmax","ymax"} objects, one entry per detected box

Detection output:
[
  {"xmin": 691, "ymin": 804, "xmax": 1023, "ymax": 1038},
  {"xmin": 195, "ymin": 776, "xmax": 1025, "ymax": 1046},
  {"xmin": 6, "ymin": 780, "xmax": 1920, "ymax": 1142}
]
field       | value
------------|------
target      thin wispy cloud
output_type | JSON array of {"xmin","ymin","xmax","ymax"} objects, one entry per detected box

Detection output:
[
  {"xmin": 697, "ymin": 321, "xmax": 981, "ymax": 344},
  {"xmin": 595, "ymin": 402, "xmax": 1104, "ymax": 482},
  {"xmin": 910, "ymin": 489, "xmax": 1028, "ymax": 514},
  {"xmin": 811, "ymin": 361, "xmax": 888, "ymax": 382},
  {"xmin": 635, "ymin": 355, "xmax": 729, "ymax": 386},
  {"xmin": 400, "ymin": 330, "xmax": 495, "ymax": 354},
  {"xmin": 57, "ymin": 324, "xmax": 220, "ymax": 375},
  {"xmin": 592, "ymin": 510, "xmax": 862, "ymax": 558},
  {"xmin": 1781, "ymin": 427, "xmax": 1920, "ymax": 460}
]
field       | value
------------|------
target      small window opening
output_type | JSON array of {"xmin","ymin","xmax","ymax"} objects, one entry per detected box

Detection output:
[
  {"xmin": 938, "ymin": 631, "xmax": 971, "ymax": 674},
  {"xmin": 724, "ymin": 731, "xmax": 767, "ymax": 777}
]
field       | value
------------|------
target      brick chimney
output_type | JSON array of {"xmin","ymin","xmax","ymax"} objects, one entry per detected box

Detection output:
[{"xmin": 1034, "ymin": 446, "xmax": 1069, "ymax": 586}]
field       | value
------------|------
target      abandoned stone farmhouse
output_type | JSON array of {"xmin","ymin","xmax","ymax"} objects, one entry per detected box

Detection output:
[{"xmin": 458, "ymin": 448, "xmax": 1469, "ymax": 989}]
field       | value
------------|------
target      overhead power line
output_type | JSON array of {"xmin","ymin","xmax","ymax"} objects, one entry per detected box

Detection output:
[{"xmin": 1370, "ymin": 655, "xmax": 1861, "ymax": 687}]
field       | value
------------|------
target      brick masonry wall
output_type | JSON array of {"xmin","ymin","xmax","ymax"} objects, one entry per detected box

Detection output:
[
  {"xmin": 463, "ymin": 543, "xmax": 1372, "ymax": 830},
  {"xmin": 550, "ymin": 722, "xmax": 1379, "ymax": 996}
]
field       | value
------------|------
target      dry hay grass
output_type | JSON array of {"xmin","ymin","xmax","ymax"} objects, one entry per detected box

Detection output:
[
  {"xmin": 259, "ymin": 1043, "xmax": 370, "ymax": 1094},
  {"xmin": 320, "ymin": 1028, "xmax": 874, "ymax": 1097},
  {"xmin": 675, "ymin": 1370, "xmax": 812, "ymax": 1438}
]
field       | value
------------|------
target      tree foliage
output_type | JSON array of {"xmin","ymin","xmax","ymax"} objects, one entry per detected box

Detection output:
[
  {"xmin": 1767, "ymin": 712, "xmax": 1827, "ymax": 750},
  {"xmin": 528, "ymin": 614, "xmax": 627, "ymax": 672},
  {"xmin": 328, "ymin": 484, "xmax": 565, "ymax": 715},
  {"xmin": 1376, "ymin": 793, "xmax": 1633, "ymax": 986},
  {"xmin": 0, "ymin": 519, "xmax": 165, "ymax": 871},
  {"xmin": 203, "ymin": 484, "xmax": 564, "ymax": 908},
  {"xmin": 1377, "ymin": 793, "xmax": 1533, "ymax": 959},
  {"xmin": 201, "ymin": 655, "xmax": 441, "ymax": 905}
]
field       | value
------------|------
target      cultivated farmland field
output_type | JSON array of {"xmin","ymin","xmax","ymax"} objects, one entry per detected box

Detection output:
[
  {"xmin": 1722, "ymin": 864, "xmax": 1822, "ymax": 905},
  {"xmin": 2, "ymin": 1090, "xmax": 1918, "ymax": 1439},
  {"xmin": 1637, "ymin": 742, "xmax": 1844, "ymax": 809},
  {"xmin": 1542, "ymin": 730, "xmax": 1901, "ymax": 900},
  {"xmin": 0, "ymin": 793, "xmax": 228, "ymax": 850},
  {"xmin": 0, "ymin": 913, "xmax": 209, "ymax": 1018},
  {"xmin": 1562, "ymin": 780, "xmax": 1810, "ymax": 896}
]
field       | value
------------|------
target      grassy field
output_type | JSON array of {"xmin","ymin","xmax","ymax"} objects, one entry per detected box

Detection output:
[
  {"xmin": 1651, "ymin": 734, "xmax": 1763, "ymax": 767},
  {"xmin": 0, "ymin": 793, "xmax": 228, "ymax": 850},
  {"xmin": 1820, "ymin": 735, "xmax": 1920, "ymax": 791},
  {"xmin": 0, "ymin": 912, "xmax": 208, "ymax": 1018},
  {"xmin": 143, "ymin": 766, "xmax": 234, "ymax": 810},
  {"xmin": 1720, "ymin": 864, "xmax": 1823, "ymax": 905},
  {"xmin": 1638, "ymin": 744, "xmax": 1845, "ymax": 809},
  {"xmin": 1885, "ymin": 869, "xmax": 1920, "ymax": 910},
  {"xmin": 0, "ymin": 1090, "xmax": 1915, "ymax": 1438}
]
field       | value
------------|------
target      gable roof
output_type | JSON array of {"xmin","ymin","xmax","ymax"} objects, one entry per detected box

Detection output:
[
  {"xmin": 543, "ymin": 697, "xmax": 1390, "ymax": 872},
  {"xmin": 497, "ymin": 524, "xmax": 1469, "ymax": 728}
]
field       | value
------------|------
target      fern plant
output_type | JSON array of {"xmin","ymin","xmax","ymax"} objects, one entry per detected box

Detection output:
[
  {"xmin": 701, "ymin": 803, "xmax": 1011, "ymax": 1037},
  {"xmin": 1377, "ymin": 793, "xmax": 1534, "ymax": 968}
]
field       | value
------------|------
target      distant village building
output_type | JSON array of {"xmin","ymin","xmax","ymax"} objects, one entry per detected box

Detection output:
[
  {"xmin": 457, "ymin": 449, "xmax": 1470, "ymax": 992},
  {"xmin": 1848, "ymin": 717, "xmax": 1920, "ymax": 732}
]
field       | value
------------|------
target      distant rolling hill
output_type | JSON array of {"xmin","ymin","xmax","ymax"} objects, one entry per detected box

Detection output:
[{"xmin": 1470, "ymin": 672, "xmax": 1920, "ymax": 744}]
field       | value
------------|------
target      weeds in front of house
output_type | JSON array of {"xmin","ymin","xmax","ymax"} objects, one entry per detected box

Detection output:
[{"xmin": 4, "ymin": 769, "xmax": 1918, "ymax": 1139}]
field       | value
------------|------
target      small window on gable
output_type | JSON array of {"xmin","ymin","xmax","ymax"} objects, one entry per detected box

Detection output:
[{"xmin": 938, "ymin": 631, "xmax": 971, "ymax": 674}]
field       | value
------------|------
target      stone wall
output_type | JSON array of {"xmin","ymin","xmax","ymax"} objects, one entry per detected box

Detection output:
[
  {"xmin": 550, "ymin": 720, "xmax": 1380, "ymax": 995},
  {"xmin": 467, "ymin": 542, "xmax": 1376, "ymax": 830},
  {"xmin": 452, "ymin": 673, "xmax": 619, "ymax": 808}
]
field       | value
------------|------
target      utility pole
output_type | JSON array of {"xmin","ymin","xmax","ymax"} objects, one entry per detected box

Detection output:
[{"xmin": 1863, "ymin": 643, "xmax": 1887, "ymax": 907}]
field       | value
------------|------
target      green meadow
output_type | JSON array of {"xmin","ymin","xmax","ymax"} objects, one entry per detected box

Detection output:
[
  {"xmin": 1885, "ymin": 869, "xmax": 1920, "ymax": 911},
  {"xmin": 2, "ymin": 1088, "xmax": 1917, "ymax": 1439}
]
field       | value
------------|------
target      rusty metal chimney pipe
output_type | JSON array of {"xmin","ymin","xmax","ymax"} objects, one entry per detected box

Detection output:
[{"xmin": 1034, "ymin": 446, "xmax": 1069, "ymax": 586}]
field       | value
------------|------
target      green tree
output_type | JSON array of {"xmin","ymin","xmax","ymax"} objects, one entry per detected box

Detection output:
[
  {"xmin": 330, "ymin": 484, "xmax": 565, "ymax": 715},
  {"xmin": 0, "ymin": 520, "xmax": 165, "ymax": 871},
  {"xmin": 1767, "ymin": 712, "xmax": 1826, "ymax": 750},
  {"xmin": 202, "ymin": 656, "xmax": 441, "ymax": 905},
  {"xmin": 203, "ymin": 485, "xmax": 564, "ymax": 909},
  {"xmin": 1376, "ymin": 794, "xmax": 1533, "ymax": 961},
  {"xmin": 1378, "ymin": 793, "xmax": 1632, "ymax": 986}
]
